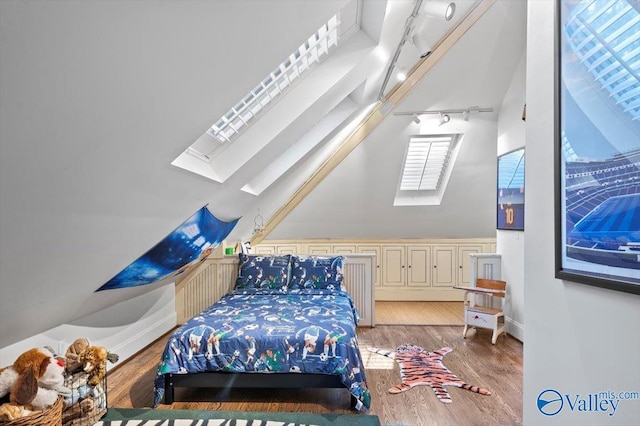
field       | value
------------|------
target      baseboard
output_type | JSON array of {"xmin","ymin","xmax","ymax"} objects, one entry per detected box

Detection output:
[
  {"xmin": 506, "ymin": 316, "xmax": 524, "ymax": 342},
  {"xmin": 107, "ymin": 312, "xmax": 176, "ymax": 369},
  {"xmin": 0, "ymin": 286, "xmax": 177, "ymax": 368}
]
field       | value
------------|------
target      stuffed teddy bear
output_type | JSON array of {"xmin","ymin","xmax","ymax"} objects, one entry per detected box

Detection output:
[
  {"xmin": 64, "ymin": 337, "xmax": 90, "ymax": 375},
  {"xmin": 0, "ymin": 347, "xmax": 70, "ymax": 410},
  {"xmin": 64, "ymin": 338, "xmax": 119, "ymax": 386},
  {"xmin": 77, "ymin": 345, "xmax": 119, "ymax": 388}
]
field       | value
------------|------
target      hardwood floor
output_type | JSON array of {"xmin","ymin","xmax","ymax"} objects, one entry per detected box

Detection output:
[
  {"xmin": 375, "ymin": 301, "xmax": 464, "ymax": 325},
  {"xmin": 107, "ymin": 325, "xmax": 523, "ymax": 426}
]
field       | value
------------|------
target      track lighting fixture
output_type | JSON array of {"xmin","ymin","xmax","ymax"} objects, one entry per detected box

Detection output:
[
  {"xmin": 413, "ymin": 114, "xmax": 421, "ymax": 124},
  {"xmin": 377, "ymin": 0, "xmax": 425, "ymax": 100},
  {"xmin": 411, "ymin": 30, "xmax": 433, "ymax": 58},
  {"xmin": 421, "ymin": 1, "xmax": 456, "ymax": 21},
  {"xmin": 394, "ymin": 106, "xmax": 494, "ymax": 123},
  {"xmin": 377, "ymin": 0, "xmax": 457, "ymax": 101}
]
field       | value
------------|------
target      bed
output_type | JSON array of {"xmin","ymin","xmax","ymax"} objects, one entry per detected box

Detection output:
[{"xmin": 153, "ymin": 254, "xmax": 371, "ymax": 410}]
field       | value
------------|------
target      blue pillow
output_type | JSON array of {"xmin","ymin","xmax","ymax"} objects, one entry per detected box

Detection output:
[
  {"xmin": 290, "ymin": 255, "xmax": 343, "ymax": 290},
  {"xmin": 235, "ymin": 254, "xmax": 291, "ymax": 290}
]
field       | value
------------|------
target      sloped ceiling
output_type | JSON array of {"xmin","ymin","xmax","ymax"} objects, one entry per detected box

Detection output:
[
  {"xmin": 0, "ymin": 0, "xmax": 526, "ymax": 348},
  {"xmin": 251, "ymin": 0, "xmax": 527, "ymax": 239}
]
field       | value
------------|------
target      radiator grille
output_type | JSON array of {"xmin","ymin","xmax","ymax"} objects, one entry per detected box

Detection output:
[
  {"xmin": 344, "ymin": 262, "xmax": 369, "ymax": 322},
  {"xmin": 178, "ymin": 262, "xmax": 238, "ymax": 322}
]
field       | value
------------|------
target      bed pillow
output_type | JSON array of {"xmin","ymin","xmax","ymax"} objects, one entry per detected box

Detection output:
[
  {"xmin": 235, "ymin": 254, "xmax": 291, "ymax": 291},
  {"xmin": 289, "ymin": 255, "xmax": 344, "ymax": 290}
]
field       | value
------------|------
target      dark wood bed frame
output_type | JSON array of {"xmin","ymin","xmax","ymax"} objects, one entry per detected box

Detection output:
[{"xmin": 164, "ymin": 372, "xmax": 357, "ymax": 407}]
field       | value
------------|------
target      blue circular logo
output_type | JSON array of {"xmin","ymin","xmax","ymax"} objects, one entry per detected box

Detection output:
[{"xmin": 537, "ymin": 389, "xmax": 563, "ymax": 416}]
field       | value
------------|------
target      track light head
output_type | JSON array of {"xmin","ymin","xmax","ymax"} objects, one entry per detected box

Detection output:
[
  {"xmin": 438, "ymin": 113, "xmax": 450, "ymax": 126},
  {"xmin": 421, "ymin": 1, "xmax": 456, "ymax": 21},
  {"xmin": 413, "ymin": 114, "xmax": 421, "ymax": 124},
  {"xmin": 411, "ymin": 31, "xmax": 432, "ymax": 58}
]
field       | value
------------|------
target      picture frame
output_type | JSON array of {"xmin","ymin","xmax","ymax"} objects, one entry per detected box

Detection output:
[
  {"xmin": 554, "ymin": 0, "xmax": 640, "ymax": 295},
  {"xmin": 497, "ymin": 148, "xmax": 525, "ymax": 231}
]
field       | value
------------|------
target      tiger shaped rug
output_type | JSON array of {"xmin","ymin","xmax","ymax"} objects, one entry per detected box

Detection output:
[{"xmin": 367, "ymin": 344, "xmax": 490, "ymax": 403}]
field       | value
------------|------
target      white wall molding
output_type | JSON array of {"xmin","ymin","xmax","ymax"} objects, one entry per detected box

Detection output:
[{"xmin": 505, "ymin": 316, "xmax": 523, "ymax": 342}]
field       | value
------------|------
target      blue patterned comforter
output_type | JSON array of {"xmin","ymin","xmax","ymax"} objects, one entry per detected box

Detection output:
[{"xmin": 153, "ymin": 288, "xmax": 371, "ymax": 409}]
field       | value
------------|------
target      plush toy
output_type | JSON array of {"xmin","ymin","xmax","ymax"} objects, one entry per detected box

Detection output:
[
  {"xmin": 61, "ymin": 397, "xmax": 94, "ymax": 424},
  {"xmin": 0, "ymin": 347, "xmax": 70, "ymax": 410},
  {"xmin": 77, "ymin": 345, "xmax": 119, "ymax": 388},
  {"xmin": 65, "ymin": 337, "xmax": 91, "ymax": 375},
  {"xmin": 0, "ymin": 402, "xmax": 34, "ymax": 421}
]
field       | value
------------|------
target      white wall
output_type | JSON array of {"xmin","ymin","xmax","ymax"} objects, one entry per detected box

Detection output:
[
  {"xmin": 269, "ymin": 113, "xmax": 499, "ymax": 239},
  {"xmin": 270, "ymin": 0, "xmax": 528, "ymax": 239},
  {"xmin": 496, "ymin": 52, "xmax": 526, "ymax": 341},
  {"xmin": 523, "ymin": 1, "xmax": 640, "ymax": 425},
  {"xmin": 0, "ymin": 284, "xmax": 176, "ymax": 372},
  {"xmin": 0, "ymin": 0, "xmax": 345, "ymax": 353}
]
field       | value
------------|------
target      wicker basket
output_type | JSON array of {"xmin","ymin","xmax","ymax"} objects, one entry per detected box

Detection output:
[{"xmin": 0, "ymin": 397, "xmax": 63, "ymax": 426}]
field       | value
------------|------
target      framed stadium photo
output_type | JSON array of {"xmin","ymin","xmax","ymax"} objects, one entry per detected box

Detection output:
[
  {"xmin": 497, "ymin": 148, "xmax": 525, "ymax": 231},
  {"xmin": 554, "ymin": 0, "xmax": 640, "ymax": 295}
]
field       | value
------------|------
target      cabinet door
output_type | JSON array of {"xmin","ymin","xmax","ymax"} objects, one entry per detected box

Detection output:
[
  {"xmin": 432, "ymin": 245, "xmax": 456, "ymax": 287},
  {"xmin": 382, "ymin": 245, "xmax": 406, "ymax": 287},
  {"xmin": 253, "ymin": 245, "xmax": 276, "ymax": 255},
  {"xmin": 407, "ymin": 245, "xmax": 432, "ymax": 287},
  {"xmin": 276, "ymin": 244, "xmax": 299, "ymax": 254},
  {"xmin": 457, "ymin": 245, "xmax": 484, "ymax": 285},
  {"xmin": 332, "ymin": 244, "xmax": 357, "ymax": 254},
  {"xmin": 357, "ymin": 245, "xmax": 382, "ymax": 287},
  {"xmin": 307, "ymin": 244, "xmax": 332, "ymax": 255}
]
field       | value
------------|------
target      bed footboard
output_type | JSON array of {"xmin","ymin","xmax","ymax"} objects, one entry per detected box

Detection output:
[{"xmin": 164, "ymin": 372, "xmax": 346, "ymax": 405}]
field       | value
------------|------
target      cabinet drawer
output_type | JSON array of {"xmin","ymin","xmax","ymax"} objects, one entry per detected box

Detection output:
[{"xmin": 466, "ymin": 310, "xmax": 498, "ymax": 329}]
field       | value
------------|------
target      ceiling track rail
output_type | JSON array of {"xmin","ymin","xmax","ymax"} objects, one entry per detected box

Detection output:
[{"xmin": 251, "ymin": 0, "xmax": 496, "ymax": 246}]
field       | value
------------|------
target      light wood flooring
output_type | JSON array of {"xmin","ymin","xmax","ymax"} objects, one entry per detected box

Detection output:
[
  {"xmin": 375, "ymin": 301, "xmax": 464, "ymax": 325},
  {"xmin": 107, "ymin": 324, "xmax": 522, "ymax": 425}
]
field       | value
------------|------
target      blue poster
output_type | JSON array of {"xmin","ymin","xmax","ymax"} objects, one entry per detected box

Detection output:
[
  {"xmin": 497, "ymin": 148, "xmax": 525, "ymax": 230},
  {"xmin": 97, "ymin": 207, "xmax": 239, "ymax": 291}
]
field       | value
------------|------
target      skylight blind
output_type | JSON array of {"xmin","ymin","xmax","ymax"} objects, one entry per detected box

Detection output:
[{"xmin": 400, "ymin": 135, "xmax": 452, "ymax": 191}]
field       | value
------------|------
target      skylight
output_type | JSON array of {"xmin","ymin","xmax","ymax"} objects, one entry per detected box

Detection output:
[
  {"xmin": 207, "ymin": 15, "xmax": 339, "ymax": 147},
  {"xmin": 171, "ymin": 10, "xmax": 349, "ymax": 183},
  {"xmin": 400, "ymin": 135, "xmax": 452, "ymax": 190},
  {"xmin": 170, "ymin": 0, "xmax": 364, "ymax": 188},
  {"xmin": 395, "ymin": 134, "xmax": 461, "ymax": 206}
]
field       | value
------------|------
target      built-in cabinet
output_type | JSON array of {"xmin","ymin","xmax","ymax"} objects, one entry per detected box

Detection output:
[
  {"xmin": 251, "ymin": 239, "xmax": 495, "ymax": 301},
  {"xmin": 307, "ymin": 244, "xmax": 357, "ymax": 255},
  {"xmin": 381, "ymin": 245, "xmax": 405, "ymax": 287},
  {"xmin": 407, "ymin": 245, "xmax": 431, "ymax": 287},
  {"xmin": 357, "ymin": 245, "xmax": 382, "ymax": 287}
]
